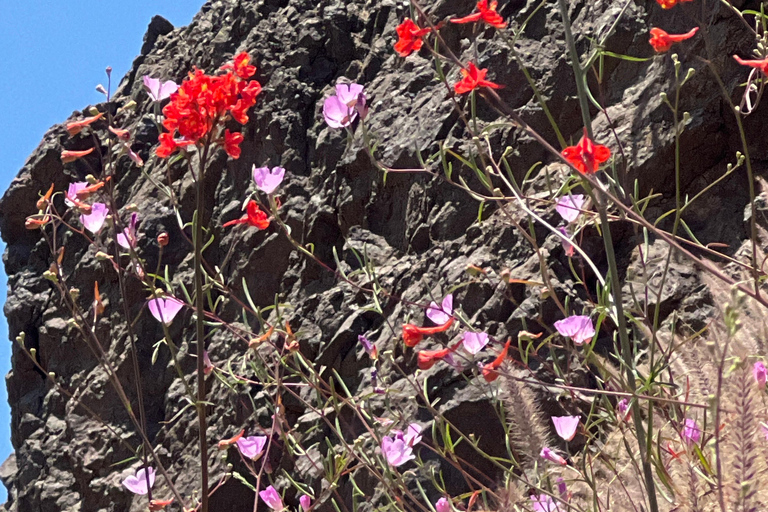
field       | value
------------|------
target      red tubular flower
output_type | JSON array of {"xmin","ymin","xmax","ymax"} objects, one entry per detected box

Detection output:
[
  {"xmin": 61, "ymin": 148, "xmax": 95, "ymax": 163},
  {"xmin": 454, "ymin": 62, "xmax": 502, "ymax": 94},
  {"xmin": 223, "ymin": 200, "xmax": 270, "ymax": 229},
  {"xmin": 217, "ymin": 429, "xmax": 245, "ymax": 449},
  {"xmin": 157, "ymin": 53, "xmax": 261, "ymax": 158},
  {"xmin": 149, "ymin": 498, "xmax": 174, "ymax": 511},
  {"xmin": 402, "ymin": 318, "xmax": 455, "ymax": 348},
  {"xmin": 66, "ymin": 113, "xmax": 104, "ymax": 136},
  {"xmin": 418, "ymin": 341, "xmax": 462, "ymax": 370},
  {"xmin": 451, "ymin": 0, "xmax": 506, "ymax": 29},
  {"xmin": 734, "ymin": 54, "xmax": 768, "ymax": 75},
  {"xmin": 656, "ymin": 0, "xmax": 693, "ymax": 8},
  {"xmin": 561, "ymin": 128, "xmax": 611, "ymax": 175},
  {"xmin": 394, "ymin": 18, "xmax": 433, "ymax": 57},
  {"xmin": 649, "ymin": 27, "xmax": 698, "ymax": 53},
  {"xmin": 224, "ymin": 129, "xmax": 244, "ymax": 159},
  {"xmin": 482, "ymin": 338, "xmax": 511, "ymax": 382}
]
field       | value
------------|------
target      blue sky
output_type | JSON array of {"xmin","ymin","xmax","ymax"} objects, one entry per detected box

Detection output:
[{"xmin": 0, "ymin": 1, "xmax": 203, "ymax": 502}]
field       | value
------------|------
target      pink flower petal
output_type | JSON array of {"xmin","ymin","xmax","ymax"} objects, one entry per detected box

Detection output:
[
  {"xmin": 323, "ymin": 95, "xmax": 356, "ymax": 128},
  {"xmin": 555, "ymin": 194, "xmax": 585, "ymax": 223},
  {"xmin": 147, "ymin": 296, "xmax": 184, "ymax": 325},
  {"xmin": 552, "ymin": 415, "xmax": 579, "ymax": 442},
  {"xmin": 259, "ymin": 485, "xmax": 284, "ymax": 510},
  {"xmin": 461, "ymin": 331, "xmax": 489, "ymax": 355},
  {"xmin": 426, "ymin": 294, "xmax": 453, "ymax": 325},
  {"xmin": 65, "ymin": 182, "xmax": 88, "ymax": 207},
  {"xmin": 554, "ymin": 315, "xmax": 595, "ymax": 345},
  {"xmin": 236, "ymin": 435, "xmax": 268, "ymax": 460},
  {"xmin": 121, "ymin": 467, "xmax": 155, "ymax": 495},
  {"xmin": 252, "ymin": 165, "xmax": 286, "ymax": 194},
  {"xmin": 80, "ymin": 202, "xmax": 109, "ymax": 234}
]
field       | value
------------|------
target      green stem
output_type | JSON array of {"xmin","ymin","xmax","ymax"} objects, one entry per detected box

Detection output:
[{"xmin": 556, "ymin": 1, "xmax": 659, "ymax": 510}]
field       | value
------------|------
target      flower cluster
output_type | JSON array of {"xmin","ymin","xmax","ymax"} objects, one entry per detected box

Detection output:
[{"xmin": 157, "ymin": 52, "xmax": 261, "ymax": 158}]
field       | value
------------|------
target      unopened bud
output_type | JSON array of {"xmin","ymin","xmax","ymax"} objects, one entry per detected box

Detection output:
[
  {"xmin": 96, "ymin": 84, "xmax": 108, "ymax": 96},
  {"xmin": 87, "ymin": 106, "xmax": 100, "ymax": 116},
  {"xmin": 157, "ymin": 232, "xmax": 169, "ymax": 247},
  {"xmin": 69, "ymin": 287, "xmax": 80, "ymax": 301},
  {"xmin": 42, "ymin": 270, "xmax": 58, "ymax": 283},
  {"xmin": 105, "ymin": 66, "xmax": 112, "ymax": 77},
  {"xmin": 95, "ymin": 251, "xmax": 113, "ymax": 261},
  {"xmin": 85, "ymin": 174, "xmax": 98, "ymax": 185},
  {"xmin": 126, "ymin": 203, "xmax": 139, "ymax": 212},
  {"xmin": 48, "ymin": 372, "xmax": 55, "ymax": 379}
]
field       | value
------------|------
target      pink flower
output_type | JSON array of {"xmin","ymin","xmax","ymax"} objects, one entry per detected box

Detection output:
[
  {"xmin": 203, "ymin": 350, "xmax": 214, "ymax": 375},
  {"xmin": 117, "ymin": 213, "xmax": 138, "ymax": 249},
  {"xmin": 381, "ymin": 423, "xmax": 422, "ymax": 466},
  {"xmin": 299, "ymin": 495, "xmax": 312, "ymax": 511},
  {"xmin": 552, "ymin": 415, "xmax": 579, "ymax": 442},
  {"xmin": 540, "ymin": 446, "xmax": 567, "ymax": 465},
  {"xmin": 253, "ymin": 166, "xmax": 286, "ymax": 194},
  {"xmin": 65, "ymin": 182, "xmax": 88, "ymax": 207},
  {"xmin": 80, "ymin": 202, "xmax": 109, "ymax": 234},
  {"xmin": 554, "ymin": 315, "xmax": 595, "ymax": 345},
  {"xmin": 558, "ymin": 227, "xmax": 575, "ymax": 257},
  {"xmin": 236, "ymin": 435, "xmax": 268, "ymax": 460},
  {"xmin": 616, "ymin": 398, "xmax": 630, "ymax": 421},
  {"xmin": 461, "ymin": 331, "xmax": 489, "ymax": 355},
  {"xmin": 435, "ymin": 497, "xmax": 451, "ymax": 512},
  {"xmin": 682, "ymin": 418, "xmax": 701, "ymax": 444},
  {"xmin": 259, "ymin": 485, "xmax": 284, "ymax": 510},
  {"xmin": 323, "ymin": 83, "xmax": 367, "ymax": 128},
  {"xmin": 143, "ymin": 75, "xmax": 179, "ymax": 101},
  {"xmin": 555, "ymin": 194, "xmax": 585, "ymax": 223},
  {"xmin": 147, "ymin": 296, "xmax": 185, "ymax": 325},
  {"xmin": 754, "ymin": 361, "xmax": 767, "ymax": 387},
  {"xmin": 531, "ymin": 494, "xmax": 561, "ymax": 512},
  {"xmin": 426, "ymin": 294, "xmax": 453, "ymax": 325},
  {"xmin": 122, "ymin": 467, "xmax": 155, "ymax": 495}
]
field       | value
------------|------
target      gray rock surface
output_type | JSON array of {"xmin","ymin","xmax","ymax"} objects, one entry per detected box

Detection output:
[{"xmin": 0, "ymin": 0, "xmax": 764, "ymax": 510}]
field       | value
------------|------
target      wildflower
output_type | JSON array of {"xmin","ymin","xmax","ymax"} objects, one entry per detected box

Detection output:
[
  {"xmin": 203, "ymin": 350, "xmax": 214, "ymax": 375},
  {"xmin": 80, "ymin": 203, "xmax": 109, "ymax": 234},
  {"xmin": 223, "ymin": 129, "xmax": 244, "ymax": 159},
  {"xmin": 65, "ymin": 182, "xmax": 89, "ymax": 207},
  {"xmin": 122, "ymin": 467, "xmax": 155, "ymax": 495},
  {"xmin": 426, "ymin": 294, "xmax": 453, "ymax": 324},
  {"xmin": 109, "ymin": 126, "xmax": 131, "ymax": 141},
  {"xmin": 435, "ymin": 497, "xmax": 451, "ymax": 512},
  {"xmin": 222, "ymin": 200, "xmax": 270, "ymax": 229},
  {"xmin": 117, "ymin": 213, "xmax": 139, "ymax": 249},
  {"xmin": 616, "ymin": 398, "xmax": 631, "ymax": 421},
  {"xmin": 381, "ymin": 423, "xmax": 422, "ymax": 466},
  {"xmin": 74, "ymin": 179, "xmax": 109, "ymax": 200},
  {"xmin": 556, "ymin": 478, "xmax": 568, "ymax": 502},
  {"xmin": 61, "ymin": 148, "xmax": 95, "ymax": 163},
  {"xmin": 481, "ymin": 337, "xmax": 511, "ymax": 382},
  {"xmin": 734, "ymin": 54, "xmax": 768, "ymax": 75},
  {"xmin": 655, "ymin": 0, "xmax": 693, "ymax": 8},
  {"xmin": 454, "ymin": 62, "xmax": 502, "ymax": 94},
  {"xmin": 157, "ymin": 53, "xmax": 261, "ymax": 158},
  {"xmin": 299, "ymin": 495, "xmax": 312, "ymax": 511},
  {"xmin": 681, "ymin": 418, "xmax": 701, "ymax": 444},
  {"xmin": 223, "ymin": 52, "xmax": 257, "ymax": 80},
  {"xmin": 554, "ymin": 315, "xmax": 595, "ymax": 345},
  {"xmin": 148, "ymin": 498, "xmax": 174, "ymax": 511},
  {"xmin": 394, "ymin": 18, "xmax": 433, "ymax": 57},
  {"xmin": 143, "ymin": 75, "xmax": 179, "ymax": 101},
  {"xmin": 66, "ymin": 113, "xmax": 104, "ymax": 136},
  {"xmin": 147, "ymin": 296, "xmax": 185, "ymax": 325},
  {"xmin": 259, "ymin": 486, "xmax": 284, "ymax": 511},
  {"xmin": 461, "ymin": 331, "xmax": 489, "ymax": 355},
  {"xmin": 531, "ymin": 494, "xmax": 561, "ymax": 512},
  {"xmin": 649, "ymin": 27, "xmax": 698, "ymax": 53},
  {"xmin": 236, "ymin": 435, "xmax": 268, "ymax": 460},
  {"xmin": 157, "ymin": 232, "xmax": 169, "ymax": 247},
  {"xmin": 253, "ymin": 166, "xmax": 286, "ymax": 194},
  {"xmin": 754, "ymin": 361, "xmax": 767, "ymax": 387},
  {"xmin": 451, "ymin": 0, "xmax": 506, "ymax": 29},
  {"xmin": 540, "ymin": 446, "xmax": 567, "ymax": 465},
  {"xmin": 558, "ymin": 227, "xmax": 575, "ymax": 257},
  {"xmin": 323, "ymin": 83, "xmax": 367, "ymax": 129},
  {"xmin": 217, "ymin": 429, "xmax": 244, "ymax": 449},
  {"xmin": 402, "ymin": 318, "xmax": 455, "ymax": 348},
  {"xmin": 358, "ymin": 334, "xmax": 378, "ymax": 359},
  {"xmin": 552, "ymin": 415, "xmax": 579, "ymax": 442},
  {"xmin": 561, "ymin": 128, "xmax": 610, "ymax": 174},
  {"xmin": 555, "ymin": 194, "xmax": 585, "ymax": 223},
  {"xmin": 417, "ymin": 341, "xmax": 461, "ymax": 370}
]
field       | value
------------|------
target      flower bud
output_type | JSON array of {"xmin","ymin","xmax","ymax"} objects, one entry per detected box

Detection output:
[
  {"xmin": 96, "ymin": 84, "xmax": 108, "ymax": 96},
  {"xmin": 157, "ymin": 232, "xmax": 169, "ymax": 247}
]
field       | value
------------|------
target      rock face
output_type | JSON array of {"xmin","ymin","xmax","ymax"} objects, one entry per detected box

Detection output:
[{"xmin": 0, "ymin": 0, "xmax": 764, "ymax": 511}]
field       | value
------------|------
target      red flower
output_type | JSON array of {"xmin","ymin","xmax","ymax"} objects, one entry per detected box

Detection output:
[
  {"xmin": 61, "ymin": 148, "xmax": 94, "ymax": 163},
  {"xmin": 66, "ymin": 113, "xmax": 104, "ymax": 136},
  {"xmin": 561, "ymin": 128, "xmax": 611, "ymax": 175},
  {"xmin": 402, "ymin": 318, "xmax": 455, "ymax": 348},
  {"xmin": 451, "ymin": 0, "xmax": 506, "ymax": 29},
  {"xmin": 649, "ymin": 27, "xmax": 698, "ymax": 53},
  {"xmin": 394, "ymin": 18, "xmax": 433, "ymax": 57},
  {"xmin": 454, "ymin": 62, "xmax": 502, "ymax": 94},
  {"xmin": 481, "ymin": 338, "xmax": 511, "ymax": 382},
  {"xmin": 734, "ymin": 54, "xmax": 768, "ymax": 75},
  {"xmin": 417, "ymin": 341, "xmax": 461, "ymax": 370},
  {"xmin": 223, "ymin": 200, "xmax": 270, "ymax": 229},
  {"xmin": 655, "ymin": 0, "xmax": 693, "ymax": 8},
  {"xmin": 223, "ymin": 129, "xmax": 244, "ymax": 159},
  {"xmin": 217, "ymin": 429, "xmax": 245, "ymax": 449},
  {"xmin": 157, "ymin": 53, "xmax": 261, "ymax": 158}
]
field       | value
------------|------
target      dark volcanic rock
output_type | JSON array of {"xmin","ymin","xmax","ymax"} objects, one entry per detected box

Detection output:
[{"xmin": 0, "ymin": 0, "xmax": 762, "ymax": 510}]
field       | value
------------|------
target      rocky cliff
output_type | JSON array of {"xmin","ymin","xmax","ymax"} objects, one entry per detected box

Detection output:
[{"xmin": 0, "ymin": 0, "xmax": 765, "ymax": 511}]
